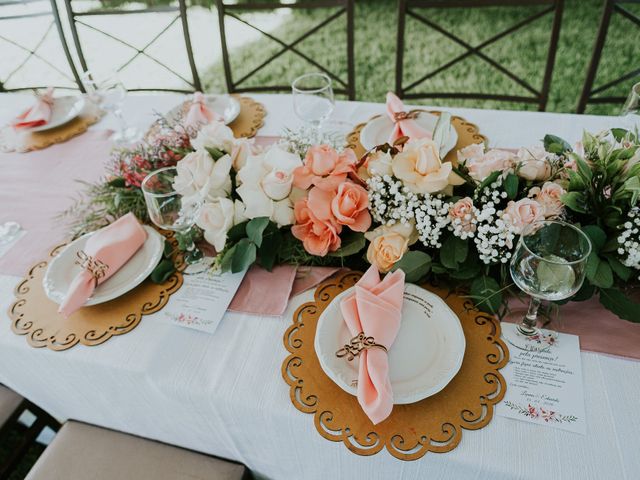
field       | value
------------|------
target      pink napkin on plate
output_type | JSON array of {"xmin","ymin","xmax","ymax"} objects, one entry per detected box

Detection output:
[
  {"xmin": 12, "ymin": 87, "xmax": 54, "ymax": 130},
  {"xmin": 339, "ymin": 265, "xmax": 405, "ymax": 424},
  {"xmin": 184, "ymin": 92, "xmax": 222, "ymax": 129},
  {"xmin": 386, "ymin": 91, "xmax": 431, "ymax": 144},
  {"xmin": 58, "ymin": 213, "xmax": 147, "ymax": 317}
]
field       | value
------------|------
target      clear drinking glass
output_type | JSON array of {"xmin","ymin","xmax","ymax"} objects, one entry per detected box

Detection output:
[
  {"xmin": 507, "ymin": 220, "xmax": 592, "ymax": 337},
  {"xmin": 621, "ymin": 82, "xmax": 640, "ymax": 117},
  {"xmin": 292, "ymin": 73, "xmax": 335, "ymax": 141},
  {"xmin": 141, "ymin": 166, "xmax": 209, "ymax": 274},
  {"xmin": 81, "ymin": 70, "xmax": 141, "ymax": 144}
]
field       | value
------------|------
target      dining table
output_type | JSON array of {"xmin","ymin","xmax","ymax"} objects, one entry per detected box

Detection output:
[{"xmin": 0, "ymin": 92, "xmax": 638, "ymax": 480}]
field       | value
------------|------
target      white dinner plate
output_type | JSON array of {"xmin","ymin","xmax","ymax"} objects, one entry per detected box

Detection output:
[
  {"xmin": 43, "ymin": 226, "xmax": 164, "ymax": 307},
  {"xmin": 360, "ymin": 112, "xmax": 458, "ymax": 156},
  {"xmin": 166, "ymin": 94, "xmax": 241, "ymax": 126},
  {"xmin": 314, "ymin": 283, "xmax": 466, "ymax": 404},
  {"xmin": 28, "ymin": 96, "xmax": 85, "ymax": 132}
]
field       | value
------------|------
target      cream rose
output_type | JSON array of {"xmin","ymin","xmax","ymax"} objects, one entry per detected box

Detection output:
[
  {"xmin": 449, "ymin": 197, "xmax": 476, "ymax": 234},
  {"xmin": 517, "ymin": 147, "xmax": 552, "ymax": 181},
  {"xmin": 366, "ymin": 150, "xmax": 393, "ymax": 177},
  {"xmin": 502, "ymin": 198, "xmax": 544, "ymax": 234},
  {"xmin": 191, "ymin": 121, "xmax": 235, "ymax": 153},
  {"xmin": 392, "ymin": 138, "xmax": 464, "ymax": 194},
  {"xmin": 528, "ymin": 182, "xmax": 566, "ymax": 218},
  {"xmin": 196, "ymin": 197, "xmax": 235, "ymax": 252},
  {"xmin": 458, "ymin": 144, "xmax": 515, "ymax": 181},
  {"xmin": 174, "ymin": 149, "xmax": 232, "ymax": 200},
  {"xmin": 364, "ymin": 222, "xmax": 418, "ymax": 272},
  {"xmin": 236, "ymin": 145, "xmax": 302, "ymax": 227}
]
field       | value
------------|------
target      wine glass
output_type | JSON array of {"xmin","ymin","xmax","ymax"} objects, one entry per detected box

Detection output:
[
  {"xmin": 292, "ymin": 72, "xmax": 335, "ymax": 142},
  {"xmin": 507, "ymin": 220, "xmax": 592, "ymax": 338},
  {"xmin": 621, "ymin": 82, "xmax": 640, "ymax": 130},
  {"xmin": 141, "ymin": 166, "xmax": 209, "ymax": 274},
  {"xmin": 81, "ymin": 70, "xmax": 141, "ymax": 145}
]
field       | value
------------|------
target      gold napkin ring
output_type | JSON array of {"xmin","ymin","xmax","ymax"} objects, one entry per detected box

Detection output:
[
  {"xmin": 393, "ymin": 111, "xmax": 418, "ymax": 122},
  {"xmin": 75, "ymin": 250, "xmax": 109, "ymax": 287},
  {"xmin": 336, "ymin": 332, "xmax": 387, "ymax": 361}
]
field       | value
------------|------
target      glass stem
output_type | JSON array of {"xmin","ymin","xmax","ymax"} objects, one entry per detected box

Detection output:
[
  {"xmin": 518, "ymin": 297, "xmax": 541, "ymax": 336},
  {"xmin": 113, "ymin": 108, "xmax": 127, "ymax": 135}
]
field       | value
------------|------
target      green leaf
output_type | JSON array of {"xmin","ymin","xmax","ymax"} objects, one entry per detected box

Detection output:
[
  {"xmin": 581, "ymin": 225, "xmax": 606, "ymax": 252},
  {"xmin": 561, "ymin": 191, "xmax": 587, "ymax": 213},
  {"xmin": 246, "ymin": 217, "xmax": 270, "ymax": 247},
  {"xmin": 163, "ymin": 240, "xmax": 173, "ymax": 258},
  {"xmin": 605, "ymin": 255, "xmax": 632, "ymax": 281},
  {"xmin": 477, "ymin": 170, "xmax": 501, "ymax": 191},
  {"xmin": 227, "ymin": 221, "xmax": 248, "ymax": 243},
  {"xmin": 258, "ymin": 224, "xmax": 281, "ymax": 271},
  {"xmin": 440, "ymin": 236, "xmax": 468, "ymax": 269},
  {"xmin": 611, "ymin": 128, "xmax": 629, "ymax": 142},
  {"xmin": 205, "ymin": 147, "xmax": 226, "ymax": 161},
  {"xmin": 537, "ymin": 261, "xmax": 576, "ymax": 293},
  {"xmin": 150, "ymin": 259, "xmax": 175, "ymax": 284},
  {"xmin": 599, "ymin": 288, "xmax": 640, "ymax": 322},
  {"xmin": 544, "ymin": 134, "xmax": 572, "ymax": 154},
  {"xmin": 431, "ymin": 264, "xmax": 446, "ymax": 274},
  {"xmin": 504, "ymin": 173, "xmax": 519, "ymax": 199},
  {"xmin": 571, "ymin": 282, "xmax": 595, "ymax": 302},
  {"xmin": 576, "ymin": 156, "xmax": 593, "ymax": 182},
  {"xmin": 448, "ymin": 251, "xmax": 482, "ymax": 280},
  {"xmin": 219, "ymin": 244, "xmax": 236, "ymax": 273},
  {"xmin": 469, "ymin": 276, "xmax": 503, "ymax": 314},
  {"xmin": 231, "ymin": 238, "xmax": 257, "ymax": 273},
  {"xmin": 328, "ymin": 232, "xmax": 366, "ymax": 258},
  {"xmin": 391, "ymin": 251, "xmax": 432, "ymax": 283},
  {"xmin": 107, "ymin": 177, "xmax": 126, "ymax": 188},
  {"xmin": 585, "ymin": 254, "xmax": 614, "ymax": 288},
  {"xmin": 567, "ymin": 169, "xmax": 586, "ymax": 191}
]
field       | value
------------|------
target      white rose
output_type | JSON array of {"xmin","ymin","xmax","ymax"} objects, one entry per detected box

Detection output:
[
  {"xmin": 236, "ymin": 145, "xmax": 302, "ymax": 227},
  {"xmin": 191, "ymin": 121, "xmax": 235, "ymax": 153},
  {"xmin": 516, "ymin": 147, "xmax": 552, "ymax": 181},
  {"xmin": 175, "ymin": 150, "xmax": 232, "ymax": 201},
  {"xmin": 366, "ymin": 150, "xmax": 393, "ymax": 177},
  {"xmin": 231, "ymin": 138, "xmax": 253, "ymax": 171},
  {"xmin": 196, "ymin": 197, "xmax": 235, "ymax": 252}
]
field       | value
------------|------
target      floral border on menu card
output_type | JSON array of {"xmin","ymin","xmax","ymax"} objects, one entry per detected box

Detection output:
[
  {"xmin": 503, "ymin": 401, "xmax": 578, "ymax": 424},
  {"xmin": 169, "ymin": 312, "xmax": 214, "ymax": 328}
]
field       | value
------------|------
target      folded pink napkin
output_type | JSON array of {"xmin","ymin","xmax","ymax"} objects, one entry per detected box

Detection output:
[
  {"xmin": 12, "ymin": 87, "xmax": 54, "ymax": 130},
  {"xmin": 339, "ymin": 265, "xmax": 405, "ymax": 424},
  {"xmin": 386, "ymin": 91, "xmax": 431, "ymax": 144},
  {"xmin": 58, "ymin": 213, "xmax": 147, "ymax": 317},
  {"xmin": 184, "ymin": 92, "xmax": 221, "ymax": 128}
]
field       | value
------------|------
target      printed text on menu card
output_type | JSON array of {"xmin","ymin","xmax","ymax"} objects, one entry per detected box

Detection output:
[
  {"xmin": 498, "ymin": 322, "xmax": 586, "ymax": 434},
  {"xmin": 164, "ymin": 270, "xmax": 246, "ymax": 334}
]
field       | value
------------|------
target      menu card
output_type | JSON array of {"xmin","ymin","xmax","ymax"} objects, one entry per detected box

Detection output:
[
  {"xmin": 164, "ymin": 270, "xmax": 246, "ymax": 334},
  {"xmin": 497, "ymin": 322, "xmax": 586, "ymax": 434}
]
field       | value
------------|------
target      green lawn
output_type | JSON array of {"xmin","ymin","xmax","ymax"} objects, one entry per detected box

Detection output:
[{"xmin": 203, "ymin": 0, "xmax": 639, "ymax": 114}]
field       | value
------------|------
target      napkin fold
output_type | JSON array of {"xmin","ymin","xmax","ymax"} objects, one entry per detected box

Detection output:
[
  {"xmin": 184, "ymin": 92, "xmax": 221, "ymax": 129},
  {"xmin": 386, "ymin": 91, "xmax": 431, "ymax": 144},
  {"xmin": 58, "ymin": 213, "xmax": 147, "ymax": 317},
  {"xmin": 339, "ymin": 265, "xmax": 405, "ymax": 424},
  {"xmin": 12, "ymin": 87, "xmax": 54, "ymax": 130}
]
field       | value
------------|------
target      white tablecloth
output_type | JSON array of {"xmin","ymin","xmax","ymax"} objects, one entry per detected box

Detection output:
[{"xmin": 0, "ymin": 94, "xmax": 638, "ymax": 480}]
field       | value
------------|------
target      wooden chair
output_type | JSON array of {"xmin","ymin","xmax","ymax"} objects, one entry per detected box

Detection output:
[
  {"xmin": 0, "ymin": 385, "xmax": 60, "ymax": 480},
  {"xmin": 63, "ymin": 0, "xmax": 201, "ymax": 93},
  {"xmin": 216, "ymin": 0, "xmax": 355, "ymax": 99},
  {"xmin": 25, "ymin": 421, "xmax": 251, "ymax": 480},
  {"xmin": 0, "ymin": 0, "xmax": 82, "ymax": 92},
  {"xmin": 395, "ymin": 0, "xmax": 564, "ymax": 111},
  {"xmin": 577, "ymin": 0, "xmax": 640, "ymax": 113}
]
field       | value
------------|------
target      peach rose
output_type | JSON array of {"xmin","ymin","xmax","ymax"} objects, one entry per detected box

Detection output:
[
  {"xmin": 364, "ymin": 223, "xmax": 418, "ymax": 273},
  {"xmin": 448, "ymin": 197, "xmax": 476, "ymax": 234},
  {"xmin": 458, "ymin": 144, "xmax": 515, "ymax": 181},
  {"xmin": 392, "ymin": 138, "xmax": 464, "ymax": 194},
  {"xmin": 293, "ymin": 145, "xmax": 357, "ymax": 191},
  {"xmin": 330, "ymin": 182, "xmax": 371, "ymax": 232},
  {"xmin": 291, "ymin": 195, "xmax": 342, "ymax": 257},
  {"xmin": 517, "ymin": 147, "xmax": 552, "ymax": 181},
  {"xmin": 366, "ymin": 150, "xmax": 393, "ymax": 177},
  {"xmin": 528, "ymin": 182, "xmax": 566, "ymax": 218},
  {"xmin": 502, "ymin": 198, "xmax": 544, "ymax": 234}
]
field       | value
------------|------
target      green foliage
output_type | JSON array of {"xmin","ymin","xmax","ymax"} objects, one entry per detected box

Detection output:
[
  {"xmin": 391, "ymin": 251, "xmax": 432, "ymax": 283},
  {"xmin": 328, "ymin": 232, "xmax": 366, "ymax": 258},
  {"xmin": 599, "ymin": 289, "xmax": 640, "ymax": 323},
  {"xmin": 543, "ymin": 134, "xmax": 572, "ymax": 154},
  {"xmin": 504, "ymin": 174, "xmax": 519, "ymax": 199},
  {"xmin": 469, "ymin": 276, "xmax": 503, "ymax": 315}
]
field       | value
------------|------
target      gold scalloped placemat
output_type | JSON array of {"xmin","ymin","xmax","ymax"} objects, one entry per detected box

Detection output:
[
  {"xmin": 346, "ymin": 110, "xmax": 487, "ymax": 164},
  {"xmin": 0, "ymin": 104, "xmax": 103, "ymax": 153},
  {"xmin": 282, "ymin": 271, "xmax": 508, "ymax": 460},
  {"xmin": 8, "ymin": 233, "xmax": 183, "ymax": 351}
]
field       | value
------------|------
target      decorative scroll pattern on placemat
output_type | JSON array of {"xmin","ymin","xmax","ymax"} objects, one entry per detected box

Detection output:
[
  {"xmin": 8, "ymin": 233, "xmax": 183, "ymax": 351},
  {"xmin": 282, "ymin": 271, "xmax": 508, "ymax": 460},
  {"xmin": 346, "ymin": 110, "xmax": 487, "ymax": 164}
]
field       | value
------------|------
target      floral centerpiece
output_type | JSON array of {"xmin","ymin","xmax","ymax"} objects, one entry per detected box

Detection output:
[{"xmin": 65, "ymin": 112, "xmax": 640, "ymax": 322}]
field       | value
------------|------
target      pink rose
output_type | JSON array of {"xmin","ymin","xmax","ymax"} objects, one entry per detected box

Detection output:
[
  {"xmin": 502, "ymin": 198, "xmax": 545, "ymax": 234},
  {"xmin": 458, "ymin": 144, "xmax": 515, "ymax": 181},
  {"xmin": 516, "ymin": 147, "xmax": 552, "ymax": 181},
  {"xmin": 293, "ymin": 145, "xmax": 357, "ymax": 191},
  {"xmin": 330, "ymin": 182, "xmax": 371, "ymax": 232},
  {"xmin": 528, "ymin": 182, "xmax": 565, "ymax": 218},
  {"xmin": 291, "ymin": 195, "xmax": 342, "ymax": 257},
  {"xmin": 448, "ymin": 197, "xmax": 476, "ymax": 234}
]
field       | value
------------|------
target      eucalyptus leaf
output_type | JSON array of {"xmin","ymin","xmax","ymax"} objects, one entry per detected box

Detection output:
[
  {"xmin": 504, "ymin": 173, "xmax": 519, "ymax": 199},
  {"xmin": 231, "ymin": 239, "xmax": 257, "ymax": 273},
  {"xmin": 227, "ymin": 221, "xmax": 248, "ymax": 243},
  {"xmin": 469, "ymin": 276, "xmax": 503, "ymax": 314},
  {"xmin": 585, "ymin": 254, "xmax": 614, "ymax": 289},
  {"xmin": 543, "ymin": 134, "xmax": 572, "ymax": 154},
  {"xmin": 150, "ymin": 259, "xmax": 175, "ymax": 284},
  {"xmin": 205, "ymin": 147, "xmax": 226, "ymax": 161},
  {"xmin": 391, "ymin": 251, "xmax": 431, "ymax": 283},
  {"xmin": 246, "ymin": 217, "xmax": 270, "ymax": 247},
  {"xmin": 327, "ymin": 232, "xmax": 366, "ymax": 257}
]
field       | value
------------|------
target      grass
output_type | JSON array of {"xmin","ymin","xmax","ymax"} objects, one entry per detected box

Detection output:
[{"xmin": 203, "ymin": 0, "xmax": 639, "ymax": 115}]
